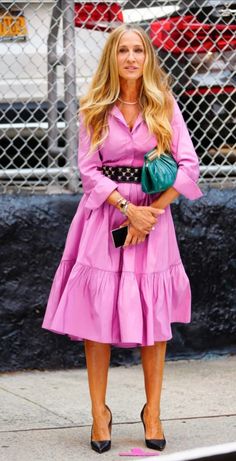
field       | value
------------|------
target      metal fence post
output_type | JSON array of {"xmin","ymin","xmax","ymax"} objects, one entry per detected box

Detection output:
[
  {"xmin": 62, "ymin": 0, "xmax": 78, "ymax": 192},
  {"xmin": 47, "ymin": 0, "xmax": 63, "ymax": 186},
  {"xmin": 47, "ymin": 0, "xmax": 78, "ymax": 192}
]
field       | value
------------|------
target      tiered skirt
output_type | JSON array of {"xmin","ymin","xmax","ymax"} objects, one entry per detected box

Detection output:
[{"xmin": 41, "ymin": 182, "xmax": 191, "ymax": 347}]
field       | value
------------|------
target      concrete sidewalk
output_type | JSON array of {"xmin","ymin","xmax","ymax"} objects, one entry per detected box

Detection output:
[{"xmin": 0, "ymin": 356, "xmax": 235, "ymax": 461}]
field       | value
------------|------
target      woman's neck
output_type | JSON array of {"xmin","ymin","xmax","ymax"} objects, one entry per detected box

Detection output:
[{"xmin": 119, "ymin": 78, "xmax": 142, "ymax": 102}]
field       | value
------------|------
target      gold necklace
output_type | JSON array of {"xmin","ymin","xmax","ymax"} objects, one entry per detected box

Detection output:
[{"xmin": 118, "ymin": 97, "xmax": 138, "ymax": 105}]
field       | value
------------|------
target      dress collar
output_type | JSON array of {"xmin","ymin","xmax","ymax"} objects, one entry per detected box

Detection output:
[{"xmin": 109, "ymin": 104, "xmax": 144, "ymax": 132}]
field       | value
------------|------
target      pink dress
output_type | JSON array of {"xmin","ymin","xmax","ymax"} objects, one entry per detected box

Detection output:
[{"xmin": 41, "ymin": 97, "xmax": 203, "ymax": 347}]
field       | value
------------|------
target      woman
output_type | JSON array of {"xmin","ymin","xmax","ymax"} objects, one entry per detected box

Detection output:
[{"xmin": 42, "ymin": 24, "xmax": 203, "ymax": 454}]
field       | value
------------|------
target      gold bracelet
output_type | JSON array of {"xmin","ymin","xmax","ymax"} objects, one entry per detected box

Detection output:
[
  {"xmin": 115, "ymin": 197, "xmax": 124, "ymax": 206},
  {"xmin": 122, "ymin": 201, "xmax": 130, "ymax": 215}
]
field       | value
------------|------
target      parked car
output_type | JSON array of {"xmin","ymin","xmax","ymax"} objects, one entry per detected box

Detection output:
[{"xmin": 124, "ymin": 0, "xmax": 236, "ymax": 169}]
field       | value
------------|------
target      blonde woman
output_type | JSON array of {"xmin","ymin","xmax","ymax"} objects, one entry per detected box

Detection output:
[{"xmin": 42, "ymin": 24, "xmax": 203, "ymax": 454}]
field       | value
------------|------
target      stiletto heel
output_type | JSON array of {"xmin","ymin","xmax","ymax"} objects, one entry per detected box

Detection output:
[
  {"xmin": 140, "ymin": 403, "xmax": 166, "ymax": 451},
  {"xmin": 91, "ymin": 404, "xmax": 112, "ymax": 454}
]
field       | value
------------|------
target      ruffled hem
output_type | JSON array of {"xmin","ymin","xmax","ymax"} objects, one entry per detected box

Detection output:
[{"xmin": 42, "ymin": 259, "xmax": 191, "ymax": 348}]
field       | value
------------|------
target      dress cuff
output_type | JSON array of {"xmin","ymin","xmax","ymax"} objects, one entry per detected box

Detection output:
[
  {"xmin": 84, "ymin": 176, "xmax": 118, "ymax": 210},
  {"xmin": 173, "ymin": 169, "xmax": 203, "ymax": 200}
]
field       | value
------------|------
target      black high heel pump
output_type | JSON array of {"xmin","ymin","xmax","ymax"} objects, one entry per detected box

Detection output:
[
  {"xmin": 140, "ymin": 403, "xmax": 166, "ymax": 451},
  {"xmin": 91, "ymin": 404, "xmax": 112, "ymax": 454}
]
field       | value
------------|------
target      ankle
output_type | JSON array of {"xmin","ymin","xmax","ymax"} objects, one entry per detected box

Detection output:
[
  {"xmin": 145, "ymin": 403, "xmax": 161, "ymax": 418},
  {"xmin": 92, "ymin": 404, "xmax": 109, "ymax": 419}
]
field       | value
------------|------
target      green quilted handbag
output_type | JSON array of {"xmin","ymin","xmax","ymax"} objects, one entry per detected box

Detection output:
[{"xmin": 141, "ymin": 146, "xmax": 178, "ymax": 194}]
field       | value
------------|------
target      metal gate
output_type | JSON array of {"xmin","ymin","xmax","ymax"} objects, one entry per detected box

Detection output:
[{"xmin": 0, "ymin": 0, "xmax": 235, "ymax": 193}]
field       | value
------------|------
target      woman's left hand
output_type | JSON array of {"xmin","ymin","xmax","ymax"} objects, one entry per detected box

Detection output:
[{"xmin": 120, "ymin": 219, "xmax": 148, "ymax": 247}]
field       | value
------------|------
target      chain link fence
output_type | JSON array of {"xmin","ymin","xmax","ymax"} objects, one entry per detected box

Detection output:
[{"xmin": 0, "ymin": 0, "xmax": 235, "ymax": 194}]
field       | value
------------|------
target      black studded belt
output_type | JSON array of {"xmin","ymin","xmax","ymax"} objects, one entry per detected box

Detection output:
[{"xmin": 97, "ymin": 165, "xmax": 142, "ymax": 183}]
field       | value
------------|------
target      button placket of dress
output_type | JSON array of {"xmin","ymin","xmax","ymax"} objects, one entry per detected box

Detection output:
[
  {"xmin": 110, "ymin": 106, "xmax": 143, "ymax": 268},
  {"xmin": 126, "ymin": 128, "xmax": 135, "ymax": 205},
  {"xmin": 121, "ymin": 128, "xmax": 138, "ymax": 276},
  {"xmin": 129, "ymin": 126, "xmax": 141, "ymax": 208}
]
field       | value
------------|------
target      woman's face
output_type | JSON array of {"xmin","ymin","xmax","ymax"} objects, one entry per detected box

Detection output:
[{"xmin": 117, "ymin": 31, "xmax": 146, "ymax": 81}]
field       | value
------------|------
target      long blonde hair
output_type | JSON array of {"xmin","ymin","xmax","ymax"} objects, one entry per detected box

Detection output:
[{"xmin": 79, "ymin": 24, "xmax": 174, "ymax": 156}]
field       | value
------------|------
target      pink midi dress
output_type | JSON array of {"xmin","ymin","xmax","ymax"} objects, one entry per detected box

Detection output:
[{"xmin": 41, "ymin": 97, "xmax": 203, "ymax": 348}]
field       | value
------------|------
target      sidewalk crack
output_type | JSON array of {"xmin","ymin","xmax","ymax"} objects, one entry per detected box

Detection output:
[
  {"xmin": 0, "ymin": 385, "xmax": 75, "ymax": 424},
  {"xmin": 0, "ymin": 415, "xmax": 236, "ymax": 434}
]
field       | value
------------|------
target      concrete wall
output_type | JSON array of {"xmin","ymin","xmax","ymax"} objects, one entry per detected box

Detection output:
[{"xmin": 0, "ymin": 189, "xmax": 235, "ymax": 371}]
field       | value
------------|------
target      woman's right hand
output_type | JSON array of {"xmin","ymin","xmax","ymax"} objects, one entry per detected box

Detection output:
[{"xmin": 125, "ymin": 203, "xmax": 165, "ymax": 235}]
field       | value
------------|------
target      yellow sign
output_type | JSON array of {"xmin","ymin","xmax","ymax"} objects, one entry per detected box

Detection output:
[{"xmin": 0, "ymin": 14, "xmax": 27, "ymax": 40}]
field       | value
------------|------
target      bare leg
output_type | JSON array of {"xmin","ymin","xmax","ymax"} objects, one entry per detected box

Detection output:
[
  {"xmin": 84, "ymin": 339, "xmax": 111, "ymax": 441},
  {"xmin": 140, "ymin": 341, "xmax": 167, "ymax": 439}
]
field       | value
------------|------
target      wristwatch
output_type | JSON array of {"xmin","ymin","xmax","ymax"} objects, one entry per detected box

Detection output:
[{"xmin": 119, "ymin": 199, "xmax": 130, "ymax": 215}]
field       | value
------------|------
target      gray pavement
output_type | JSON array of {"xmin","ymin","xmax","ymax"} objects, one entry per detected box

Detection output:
[{"xmin": 0, "ymin": 356, "xmax": 236, "ymax": 461}]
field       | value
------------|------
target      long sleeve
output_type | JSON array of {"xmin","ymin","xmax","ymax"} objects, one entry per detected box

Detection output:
[
  {"xmin": 78, "ymin": 115, "xmax": 118, "ymax": 210},
  {"xmin": 170, "ymin": 98, "xmax": 203, "ymax": 200}
]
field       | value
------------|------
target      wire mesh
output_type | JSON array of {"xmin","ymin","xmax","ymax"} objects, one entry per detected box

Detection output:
[{"xmin": 0, "ymin": 0, "xmax": 235, "ymax": 194}]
